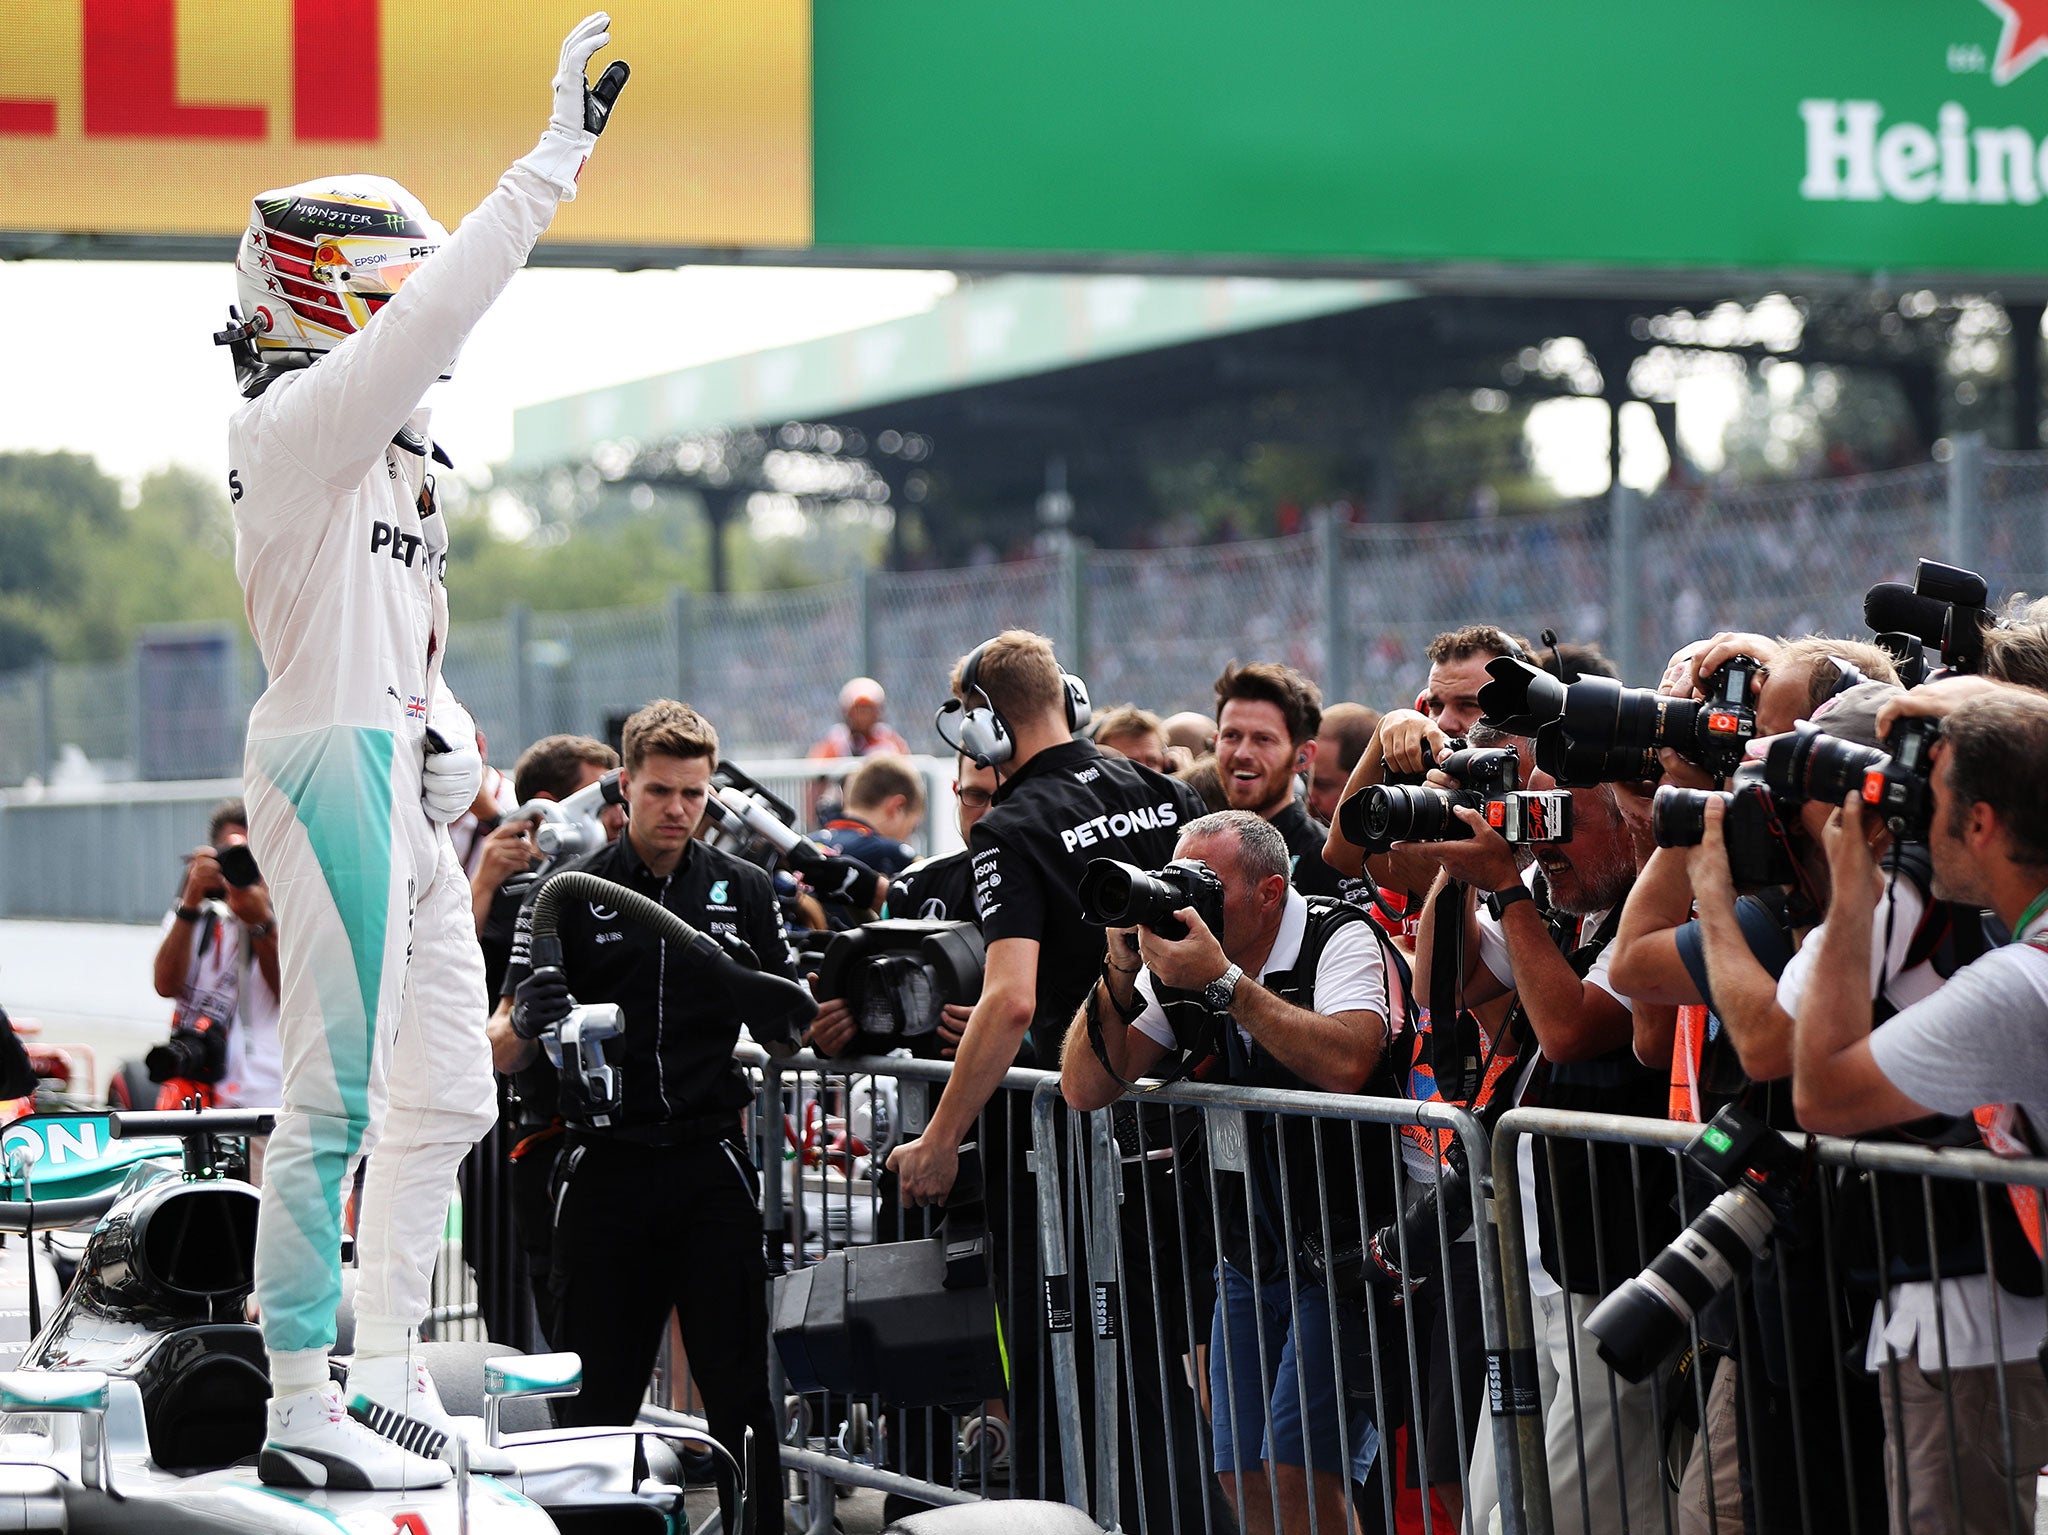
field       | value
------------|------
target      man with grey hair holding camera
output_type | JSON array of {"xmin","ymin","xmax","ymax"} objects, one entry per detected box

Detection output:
[{"xmin": 1062, "ymin": 808, "xmax": 1399, "ymax": 1535}]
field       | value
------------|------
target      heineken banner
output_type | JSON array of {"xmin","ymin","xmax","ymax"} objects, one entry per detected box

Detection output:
[{"xmin": 10, "ymin": 0, "xmax": 2048, "ymax": 277}]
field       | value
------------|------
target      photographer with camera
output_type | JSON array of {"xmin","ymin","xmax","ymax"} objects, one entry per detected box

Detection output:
[
  {"xmin": 1787, "ymin": 683, "xmax": 2048, "ymax": 1532},
  {"xmin": 1605, "ymin": 681, "xmax": 1917, "ymax": 1531},
  {"xmin": 1404, "ymin": 744, "xmax": 1670, "ymax": 1534},
  {"xmin": 491, "ymin": 699, "xmax": 796, "ymax": 1534},
  {"xmin": 1323, "ymin": 624, "xmax": 1530, "ymax": 917},
  {"xmin": 1061, "ymin": 810, "xmax": 1397, "ymax": 1534},
  {"xmin": 150, "ymin": 799, "xmax": 281, "ymax": 1122}
]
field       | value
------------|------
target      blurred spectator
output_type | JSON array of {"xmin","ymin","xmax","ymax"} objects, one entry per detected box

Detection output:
[
  {"xmin": 149, "ymin": 798, "xmax": 281, "ymax": 1120},
  {"xmin": 447, "ymin": 725, "xmax": 514, "ymax": 880},
  {"xmin": 1179, "ymin": 753, "xmax": 1229, "ymax": 813},
  {"xmin": 809, "ymin": 677, "xmax": 911, "ymax": 760},
  {"xmin": 1162, "ymin": 710, "xmax": 1216, "ymax": 756},
  {"xmin": 1307, "ymin": 701, "xmax": 1379, "ymax": 825},
  {"xmin": 1092, "ymin": 704, "xmax": 1171, "ymax": 772}
]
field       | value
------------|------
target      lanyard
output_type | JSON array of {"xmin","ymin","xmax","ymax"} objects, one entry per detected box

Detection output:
[{"xmin": 2013, "ymin": 888, "xmax": 2048, "ymax": 944}]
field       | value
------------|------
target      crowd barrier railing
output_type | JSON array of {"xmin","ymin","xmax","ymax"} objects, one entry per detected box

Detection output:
[
  {"xmin": 432, "ymin": 1044, "xmax": 2048, "ymax": 1535},
  {"xmin": 741, "ymin": 1043, "xmax": 1514, "ymax": 1535},
  {"xmin": 1490, "ymin": 1106, "xmax": 2048, "ymax": 1535}
]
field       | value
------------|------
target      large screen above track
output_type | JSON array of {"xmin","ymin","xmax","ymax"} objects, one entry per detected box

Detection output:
[{"xmin": 10, "ymin": 0, "xmax": 2048, "ymax": 281}]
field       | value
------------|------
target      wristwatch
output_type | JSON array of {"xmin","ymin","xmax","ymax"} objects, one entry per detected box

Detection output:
[
  {"xmin": 1485, "ymin": 884, "xmax": 1534, "ymax": 922},
  {"xmin": 1202, "ymin": 962, "xmax": 1245, "ymax": 1012},
  {"xmin": 246, "ymin": 920, "xmax": 276, "ymax": 941},
  {"xmin": 173, "ymin": 904, "xmax": 204, "ymax": 923}
]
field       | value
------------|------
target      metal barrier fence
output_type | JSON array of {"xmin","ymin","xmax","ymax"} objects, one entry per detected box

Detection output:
[
  {"xmin": 7, "ymin": 436, "xmax": 2047, "ymax": 788},
  {"xmin": 1490, "ymin": 1106, "xmax": 2048, "ymax": 1535},
  {"xmin": 412, "ymin": 1047, "xmax": 2048, "ymax": 1534}
]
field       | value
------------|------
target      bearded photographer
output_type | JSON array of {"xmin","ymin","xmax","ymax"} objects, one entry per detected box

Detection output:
[
  {"xmin": 1323, "ymin": 624, "xmax": 1530, "ymax": 921},
  {"xmin": 1408, "ymin": 756, "xmax": 1671, "ymax": 1535},
  {"xmin": 150, "ymin": 799, "xmax": 281, "ymax": 1123},
  {"xmin": 1786, "ymin": 683, "xmax": 2048, "ymax": 1534},
  {"xmin": 1061, "ymin": 810, "xmax": 1398, "ymax": 1535}
]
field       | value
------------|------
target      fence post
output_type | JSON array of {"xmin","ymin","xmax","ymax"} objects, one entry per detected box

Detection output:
[
  {"xmin": 508, "ymin": 604, "xmax": 532, "ymax": 755},
  {"xmin": 666, "ymin": 585, "xmax": 693, "ymax": 702},
  {"xmin": 853, "ymin": 565, "xmax": 876, "ymax": 683},
  {"xmin": 1947, "ymin": 429, "xmax": 1987, "ymax": 574},
  {"xmin": 1058, "ymin": 537, "xmax": 1088, "ymax": 677},
  {"xmin": 1606, "ymin": 483, "xmax": 1643, "ymax": 684},
  {"xmin": 33, "ymin": 659, "xmax": 54, "ymax": 786},
  {"xmin": 1316, "ymin": 507, "xmax": 1351, "ymax": 702}
]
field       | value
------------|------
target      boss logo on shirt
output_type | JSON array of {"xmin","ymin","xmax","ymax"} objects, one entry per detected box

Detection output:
[{"xmin": 1057, "ymin": 801, "xmax": 1182, "ymax": 853}]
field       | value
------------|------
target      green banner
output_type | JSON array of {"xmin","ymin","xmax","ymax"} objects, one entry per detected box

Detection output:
[{"xmin": 811, "ymin": 0, "xmax": 2048, "ymax": 277}]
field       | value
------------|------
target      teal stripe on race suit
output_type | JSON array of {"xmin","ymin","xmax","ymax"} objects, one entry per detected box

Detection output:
[{"xmin": 248, "ymin": 725, "xmax": 396, "ymax": 1355}]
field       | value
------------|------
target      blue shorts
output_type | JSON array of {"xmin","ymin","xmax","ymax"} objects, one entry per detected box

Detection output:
[{"xmin": 1208, "ymin": 1260, "xmax": 1381, "ymax": 1481}]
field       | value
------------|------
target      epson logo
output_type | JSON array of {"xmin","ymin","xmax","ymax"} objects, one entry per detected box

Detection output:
[{"xmin": 1058, "ymin": 801, "xmax": 1180, "ymax": 853}]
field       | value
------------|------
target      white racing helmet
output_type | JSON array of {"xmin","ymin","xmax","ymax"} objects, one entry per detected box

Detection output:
[{"xmin": 220, "ymin": 174, "xmax": 448, "ymax": 397}]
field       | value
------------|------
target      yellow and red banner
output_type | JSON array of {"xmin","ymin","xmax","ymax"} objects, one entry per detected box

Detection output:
[{"xmin": 0, "ymin": 0, "xmax": 811, "ymax": 248}]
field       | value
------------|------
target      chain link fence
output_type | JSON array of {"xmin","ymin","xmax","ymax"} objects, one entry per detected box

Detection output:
[{"xmin": 5, "ymin": 436, "xmax": 2046, "ymax": 789}]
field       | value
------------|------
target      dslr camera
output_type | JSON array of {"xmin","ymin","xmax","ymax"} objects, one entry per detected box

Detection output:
[
  {"xmin": 1077, "ymin": 857, "xmax": 1227, "ymax": 941},
  {"xmin": 1478, "ymin": 655, "xmax": 1760, "ymax": 784},
  {"xmin": 1761, "ymin": 716, "xmax": 1940, "ymax": 841},
  {"xmin": 147, "ymin": 1013, "xmax": 229, "ymax": 1087},
  {"xmin": 1584, "ymin": 1104, "xmax": 1805, "ymax": 1383},
  {"xmin": 812, "ymin": 919, "xmax": 986, "ymax": 1046},
  {"xmin": 1336, "ymin": 745, "xmax": 1573, "ymax": 856},
  {"xmin": 1652, "ymin": 768, "xmax": 1799, "ymax": 888}
]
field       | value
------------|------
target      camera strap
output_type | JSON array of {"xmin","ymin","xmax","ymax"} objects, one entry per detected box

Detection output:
[
  {"xmin": 1083, "ymin": 965, "xmax": 1209, "ymax": 1095},
  {"xmin": 1427, "ymin": 879, "xmax": 1489, "ymax": 1107}
]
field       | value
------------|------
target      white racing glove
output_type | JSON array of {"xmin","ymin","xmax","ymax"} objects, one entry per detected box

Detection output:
[
  {"xmin": 421, "ymin": 694, "xmax": 484, "ymax": 824},
  {"xmin": 519, "ymin": 12, "xmax": 631, "ymax": 199}
]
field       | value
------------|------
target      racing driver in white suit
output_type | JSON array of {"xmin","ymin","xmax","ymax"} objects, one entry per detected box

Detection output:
[{"xmin": 221, "ymin": 15, "xmax": 628, "ymax": 1491}]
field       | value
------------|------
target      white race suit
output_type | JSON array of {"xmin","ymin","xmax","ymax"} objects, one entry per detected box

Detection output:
[{"xmin": 231, "ymin": 154, "xmax": 580, "ymax": 1368}]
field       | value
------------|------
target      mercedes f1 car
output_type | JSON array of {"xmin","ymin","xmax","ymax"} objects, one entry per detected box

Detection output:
[{"xmin": 0, "ymin": 1106, "xmax": 744, "ymax": 1534}]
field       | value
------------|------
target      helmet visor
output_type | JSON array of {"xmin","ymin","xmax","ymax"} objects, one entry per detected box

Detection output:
[{"xmin": 311, "ymin": 235, "xmax": 437, "ymax": 298}]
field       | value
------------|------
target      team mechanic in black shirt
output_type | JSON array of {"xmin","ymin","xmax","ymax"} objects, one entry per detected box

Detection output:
[
  {"xmin": 491, "ymin": 699, "xmax": 793, "ymax": 1534},
  {"xmin": 1212, "ymin": 660, "xmax": 1355, "ymax": 900},
  {"xmin": 886, "ymin": 630, "xmax": 1207, "ymax": 1522},
  {"xmin": 889, "ymin": 631, "xmax": 1207, "ymax": 1202}
]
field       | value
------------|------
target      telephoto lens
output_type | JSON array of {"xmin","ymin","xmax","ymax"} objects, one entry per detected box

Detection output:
[
  {"xmin": 1477, "ymin": 655, "xmax": 1753, "ymax": 783},
  {"xmin": 1583, "ymin": 1181, "xmax": 1778, "ymax": 1382},
  {"xmin": 1076, "ymin": 857, "xmax": 1226, "ymax": 941},
  {"xmin": 1651, "ymin": 775, "xmax": 1797, "ymax": 887},
  {"xmin": 1339, "ymin": 782, "xmax": 1465, "ymax": 854},
  {"xmin": 1762, "ymin": 724, "xmax": 1886, "ymax": 809},
  {"xmin": 1582, "ymin": 1105, "xmax": 1804, "ymax": 1382}
]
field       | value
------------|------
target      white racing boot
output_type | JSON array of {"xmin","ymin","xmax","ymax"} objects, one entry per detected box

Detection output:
[
  {"xmin": 347, "ymin": 1354, "xmax": 519, "ymax": 1475},
  {"xmin": 259, "ymin": 1382, "xmax": 454, "ymax": 1490}
]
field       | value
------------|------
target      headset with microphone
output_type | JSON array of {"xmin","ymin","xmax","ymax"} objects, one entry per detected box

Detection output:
[{"xmin": 935, "ymin": 638, "xmax": 1092, "ymax": 769}]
